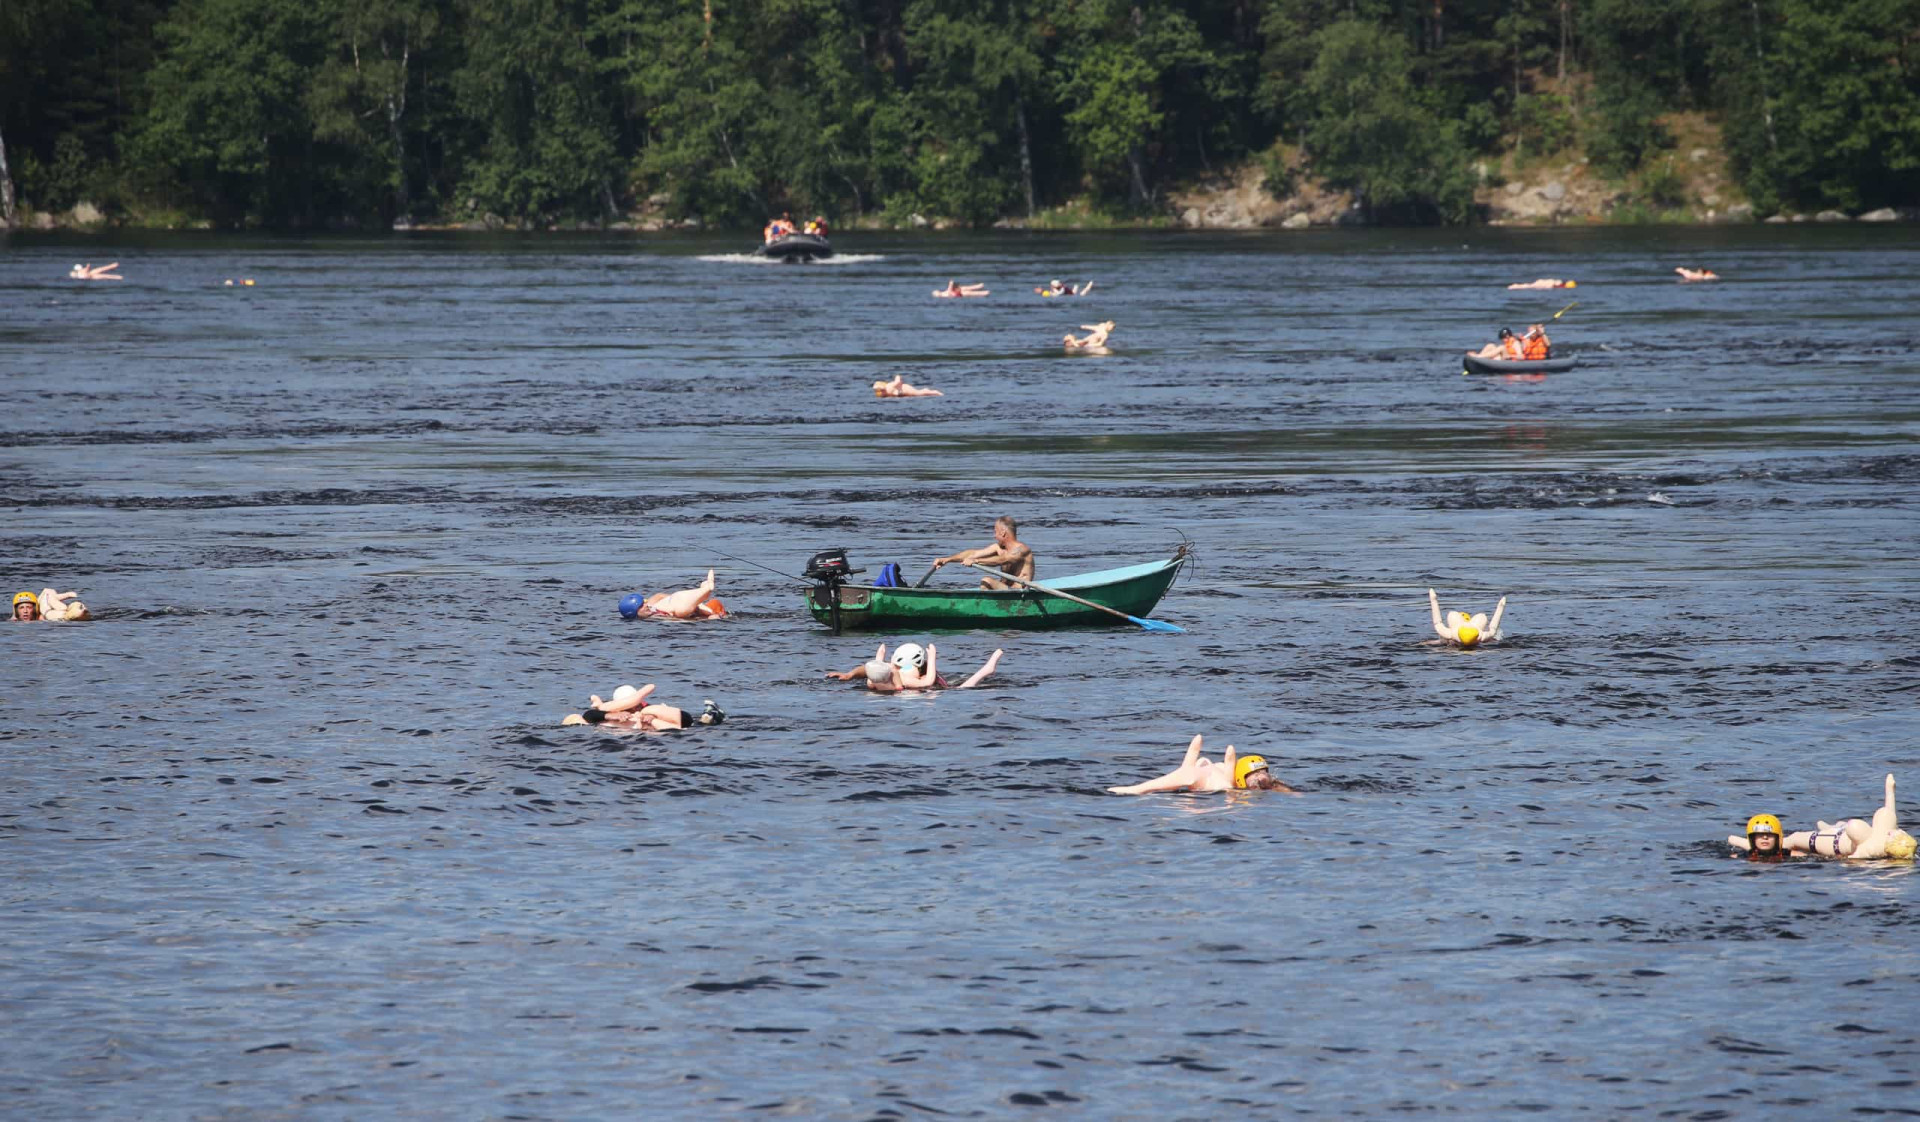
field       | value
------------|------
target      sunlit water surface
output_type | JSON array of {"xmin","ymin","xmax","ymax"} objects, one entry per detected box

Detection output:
[{"xmin": 3, "ymin": 227, "xmax": 1918, "ymax": 1119}]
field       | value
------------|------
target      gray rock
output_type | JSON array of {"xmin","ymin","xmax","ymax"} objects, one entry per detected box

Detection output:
[
  {"xmin": 1281, "ymin": 212, "xmax": 1311, "ymax": 230},
  {"xmin": 1702, "ymin": 192, "xmax": 1721, "ymax": 206},
  {"xmin": 1181, "ymin": 207, "xmax": 1202, "ymax": 227},
  {"xmin": 1813, "ymin": 209, "xmax": 1850, "ymax": 222},
  {"xmin": 1763, "ymin": 214, "xmax": 1788, "ymax": 224},
  {"xmin": 1505, "ymin": 181, "xmax": 1526, "ymax": 196},
  {"xmin": 69, "ymin": 201, "xmax": 105, "ymax": 226},
  {"xmin": 1690, "ymin": 147, "xmax": 1710, "ymax": 161},
  {"xmin": 1541, "ymin": 181, "xmax": 1566, "ymax": 201},
  {"xmin": 1725, "ymin": 203, "xmax": 1754, "ymax": 222},
  {"xmin": 909, "ymin": 213, "xmax": 929, "ymax": 228},
  {"xmin": 1859, "ymin": 207, "xmax": 1899, "ymax": 222}
]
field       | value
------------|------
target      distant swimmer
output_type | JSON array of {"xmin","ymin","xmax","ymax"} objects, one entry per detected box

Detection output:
[
  {"xmin": 1729, "ymin": 775, "xmax": 1916, "ymax": 860},
  {"xmin": 825, "ymin": 642, "xmax": 1003, "ymax": 692},
  {"xmin": 1428, "ymin": 588, "xmax": 1506, "ymax": 648},
  {"xmin": 1035, "ymin": 279, "xmax": 1093, "ymax": 297},
  {"xmin": 935, "ymin": 280, "xmax": 990, "ymax": 298},
  {"xmin": 1108, "ymin": 734, "xmax": 1297, "ymax": 795},
  {"xmin": 1063, "ymin": 321, "xmax": 1115, "ymax": 352},
  {"xmin": 222, "ymin": 279, "xmax": 256, "ymax": 287},
  {"xmin": 562, "ymin": 683, "xmax": 725, "ymax": 730},
  {"xmin": 620, "ymin": 570, "xmax": 725, "ymax": 620},
  {"xmin": 873, "ymin": 374, "xmax": 943, "ymax": 398},
  {"xmin": 1468, "ymin": 328, "xmax": 1523, "ymax": 360},
  {"xmin": 931, "ymin": 515, "xmax": 1033, "ymax": 590},
  {"xmin": 1507, "ymin": 279, "xmax": 1576, "ymax": 290},
  {"xmin": 1675, "ymin": 267, "xmax": 1718, "ymax": 282},
  {"xmin": 69, "ymin": 263, "xmax": 122, "ymax": 281}
]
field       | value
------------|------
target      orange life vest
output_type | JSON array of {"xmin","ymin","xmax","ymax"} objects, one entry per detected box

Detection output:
[
  {"xmin": 1521, "ymin": 334, "xmax": 1550, "ymax": 360},
  {"xmin": 1502, "ymin": 337, "xmax": 1524, "ymax": 360}
]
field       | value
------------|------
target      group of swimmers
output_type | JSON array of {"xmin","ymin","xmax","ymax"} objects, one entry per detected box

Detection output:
[
  {"xmin": 762, "ymin": 213, "xmax": 828, "ymax": 243},
  {"xmin": 11, "ymin": 588, "xmax": 90, "ymax": 622}
]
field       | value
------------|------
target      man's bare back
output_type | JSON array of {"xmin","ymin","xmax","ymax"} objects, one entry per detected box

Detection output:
[{"xmin": 932, "ymin": 516, "xmax": 1034, "ymax": 590}]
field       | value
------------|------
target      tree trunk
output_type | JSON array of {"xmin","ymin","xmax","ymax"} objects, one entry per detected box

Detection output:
[
  {"xmin": 385, "ymin": 35, "xmax": 412, "ymax": 219},
  {"xmin": 1558, "ymin": 0, "xmax": 1569, "ymax": 82},
  {"xmin": 1015, "ymin": 94, "xmax": 1036, "ymax": 218},
  {"xmin": 0, "ymin": 124, "xmax": 16, "ymax": 228},
  {"xmin": 1749, "ymin": 0, "xmax": 1778, "ymax": 154}
]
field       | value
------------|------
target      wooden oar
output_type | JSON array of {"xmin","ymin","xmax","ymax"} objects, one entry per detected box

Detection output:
[{"xmin": 963, "ymin": 562, "xmax": 1184, "ymax": 633}]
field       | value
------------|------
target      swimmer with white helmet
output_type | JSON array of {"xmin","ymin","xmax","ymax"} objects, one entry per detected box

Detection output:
[
  {"xmin": 1428, "ymin": 588, "xmax": 1506, "ymax": 648},
  {"xmin": 1108, "ymin": 734, "xmax": 1296, "ymax": 795},
  {"xmin": 69, "ymin": 263, "xmax": 122, "ymax": 280},
  {"xmin": 825, "ymin": 642, "xmax": 1002, "ymax": 692},
  {"xmin": 562, "ymin": 683, "xmax": 725, "ymax": 730},
  {"xmin": 1729, "ymin": 774, "xmax": 1915, "ymax": 860},
  {"xmin": 620, "ymin": 569, "xmax": 725, "ymax": 620}
]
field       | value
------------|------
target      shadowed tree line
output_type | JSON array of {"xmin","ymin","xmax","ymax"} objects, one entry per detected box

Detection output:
[{"xmin": 1, "ymin": 0, "xmax": 1915, "ymax": 228}]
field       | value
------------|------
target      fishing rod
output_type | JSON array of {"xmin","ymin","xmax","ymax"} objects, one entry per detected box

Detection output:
[{"xmin": 710, "ymin": 549, "xmax": 813, "ymax": 586}]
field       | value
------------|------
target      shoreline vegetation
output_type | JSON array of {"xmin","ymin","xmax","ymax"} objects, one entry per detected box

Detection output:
[{"xmin": 3, "ymin": 1, "xmax": 1915, "ymax": 235}]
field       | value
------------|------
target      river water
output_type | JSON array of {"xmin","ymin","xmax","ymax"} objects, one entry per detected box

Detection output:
[{"xmin": 3, "ymin": 227, "xmax": 1917, "ymax": 1119}]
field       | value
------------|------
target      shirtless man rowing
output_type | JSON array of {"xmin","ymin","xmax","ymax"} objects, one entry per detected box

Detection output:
[{"xmin": 931, "ymin": 516, "xmax": 1033, "ymax": 590}]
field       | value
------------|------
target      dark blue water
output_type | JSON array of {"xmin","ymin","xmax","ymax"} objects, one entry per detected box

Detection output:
[{"xmin": 4, "ymin": 227, "xmax": 1918, "ymax": 1119}]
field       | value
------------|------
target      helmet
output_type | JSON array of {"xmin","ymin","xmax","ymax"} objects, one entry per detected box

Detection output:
[
  {"xmin": 618, "ymin": 593, "xmax": 645, "ymax": 619},
  {"xmin": 890, "ymin": 643, "xmax": 927, "ymax": 674},
  {"xmin": 1233, "ymin": 755, "xmax": 1270, "ymax": 788},
  {"xmin": 13, "ymin": 591, "xmax": 36, "ymax": 608},
  {"xmin": 1745, "ymin": 813, "xmax": 1781, "ymax": 838},
  {"xmin": 1456, "ymin": 623, "xmax": 1480, "ymax": 646},
  {"xmin": 1566, "ymin": 280, "xmax": 1577, "ymax": 288}
]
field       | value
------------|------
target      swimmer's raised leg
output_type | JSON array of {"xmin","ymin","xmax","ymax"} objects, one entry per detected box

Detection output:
[
  {"xmin": 957, "ymin": 648, "xmax": 1003, "ymax": 689},
  {"xmin": 650, "ymin": 569, "xmax": 718, "ymax": 618},
  {"xmin": 1487, "ymin": 596, "xmax": 1507, "ymax": 639},
  {"xmin": 1108, "ymin": 735, "xmax": 1209, "ymax": 795}
]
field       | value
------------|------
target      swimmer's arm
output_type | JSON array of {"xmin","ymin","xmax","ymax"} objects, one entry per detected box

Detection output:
[
  {"xmin": 825, "ymin": 665, "xmax": 869, "ymax": 681},
  {"xmin": 1428, "ymin": 589, "xmax": 1449, "ymax": 639},
  {"xmin": 1487, "ymin": 597, "xmax": 1507, "ymax": 639},
  {"xmin": 1727, "ymin": 835, "xmax": 1751, "ymax": 851},
  {"xmin": 597, "ymin": 684, "xmax": 657, "ymax": 713}
]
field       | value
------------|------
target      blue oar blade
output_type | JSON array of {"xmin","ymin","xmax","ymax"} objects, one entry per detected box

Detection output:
[{"xmin": 1132, "ymin": 616, "xmax": 1185, "ymax": 633}]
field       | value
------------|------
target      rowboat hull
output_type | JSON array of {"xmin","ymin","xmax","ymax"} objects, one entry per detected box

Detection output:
[
  {"xmin": 1463, "ymin": 354, "xmax": 1578, "ymax": 375},
  {"xmin": 805, "ymin": 557, "xmax": 1185, "ymax": 631}
]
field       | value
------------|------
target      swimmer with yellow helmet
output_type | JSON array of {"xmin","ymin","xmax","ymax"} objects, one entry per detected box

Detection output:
[
  {"xmin": 825, "ymin": 642, "xmax": 1002, "ymax": 692},
  {"xmin": 12, "ymin": 591, "xmax": 41, "ymax": 621},
  {"xmin": 1107, "ymin": 734, "xmax": 1297, "ymax": 796},
  {"xmin": 1728, "ymin": 775, "xmax": 1915, "ymax": 860},
  {"xmin": 11, "ymin": 588, "xmax": 88, "ymax": 622},
  {"xmin": 1428, "ymin": 588, "xmax": 1506, "ymax": 648}
]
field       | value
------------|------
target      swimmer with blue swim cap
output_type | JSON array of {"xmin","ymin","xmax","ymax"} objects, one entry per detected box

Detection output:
[
  {"xmin": 1428, "ymin": 588, "xmax": 1506, "ymax": 648},
  {"xmin": 1109, "ymin": 735, "xmax": 1296, "ymax": 795},
  {"xmin": 621, "ymin": 569, "xmax": 725, "ymax": 620}
]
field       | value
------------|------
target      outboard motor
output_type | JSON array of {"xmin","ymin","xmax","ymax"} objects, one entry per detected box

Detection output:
[{"xmin": 803, "ymin": 549, "xmax": 863, "ymax": 634}]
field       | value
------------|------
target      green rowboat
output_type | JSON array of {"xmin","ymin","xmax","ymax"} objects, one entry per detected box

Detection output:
[{"xmin": 805, "ymin": 555, "xmax": 1187, "ymax": 631}]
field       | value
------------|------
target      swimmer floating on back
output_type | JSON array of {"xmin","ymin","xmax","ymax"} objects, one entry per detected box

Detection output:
[
  {"xmin": 935, "ymin": 280, "xmax": 989, "ymax": 298},
  {"xmin": 1428, "ymin": 588, "xmax": 1506, "ymax": 648},
  {"xmin": 562, "ymin": 683, "xmax": 725, "ymax": 730},
  {"xmin": 1034, "ymin": 280, "xmax": 1093, "ymax": 297},
  {"xmin": 873, "ymin": 374, "xmax": 943, "ymax": 398},
  {"xmin": 1506, "ymin": 279, "xmax": 1576, "ymax": 290},
  {"xmin": 1675, "ymin": 267, "xmax": 1718, "ymax": 282},
  {"xmin": 1108, "ymin": 734, "xmax": 1297, "ymax": 795},
  {"xmin": 1063, "ymin": 321, "xmax": 1115, "ymax": 353},
  {"xmin": 1729, "ymin": 774, "xmax": 1915, "ymax": 860},
  {"xmin": 69, "ymin": 263, "xmax": 122, "ymax": 281},
  {"xmin": 620, "ymin": 570, "xmax": 725, "ymax": 620},
  {"xmin": 826, "ymin": 642, "xmax": 1002, "ymax": 692}
]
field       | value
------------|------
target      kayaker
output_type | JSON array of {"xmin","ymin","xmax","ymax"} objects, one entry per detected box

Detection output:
[
  {"xmin": 1467, "ymin": 328, "xmax": 1523, "ymax": 361},
  {"xmin": 1107, "ymin": 734, "xmax": 1297, "ymax": 795},
  {"xmin": 1427, "ymin": 588, "xmax": 1506, "ymax": 648},
  {"xmin": 1675, "ymin": 267, "xmax": 1718, "ymax": 282},
  {"xmin": 1506, "ymin": 279, "xmax": 1575, "ymax": 290},
  {"xmin": 1063, "ymin": 321, "xmax": 1114, "ymax": 352},
  {"xmin": 621, "ymin": 569, "xmax": 725, "ymax": 620},
  {"xmin": 873, "ymin": 374, "xmax": 943, "ymax": 398},
  {"xmin": 931, "ymin": 516, "xmax": 1034, "ymax": 590},
  {"xmin": 562, "ymin": 683, "xmax": 725, "ymax": 730},
  {"xmin": 1521, "ymin": 323, "xmax": 1551, "ymax": 359},
  {"xmin": 1728, "ymin": 775, "xmax": 1915, "ymax": 860},
  {"xmin": 825, "ymin": 642, "xmax": 1003, "ymax": 692}
]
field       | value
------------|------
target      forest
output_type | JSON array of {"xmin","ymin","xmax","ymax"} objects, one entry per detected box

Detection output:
[{"xmin": 1, "ymin": 0, "xmax": 1916, "ymax": 229}]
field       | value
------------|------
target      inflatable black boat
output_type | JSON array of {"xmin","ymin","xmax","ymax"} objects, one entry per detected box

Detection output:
[
  {"xmin": 754, "ymin": 234, "xmax": 834, "ymax": 263},
  {"xmin": 1462, "ymin": 354, "xmax": 1578, "ymax": 375}
]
